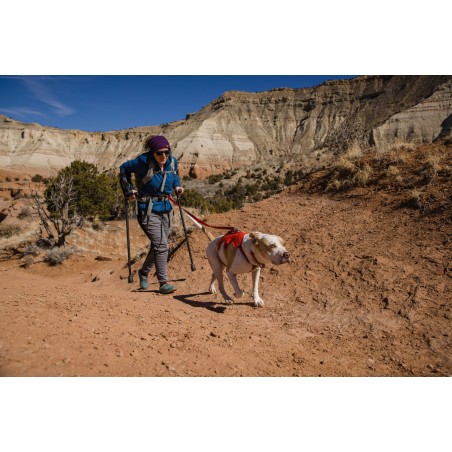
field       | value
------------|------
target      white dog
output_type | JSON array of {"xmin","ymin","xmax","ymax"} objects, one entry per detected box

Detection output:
[{"xmin": 206, "ymin": 231, "xmax": 290, "ymax": 307}]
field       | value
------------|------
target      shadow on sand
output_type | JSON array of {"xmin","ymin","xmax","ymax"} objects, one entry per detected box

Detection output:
[{"xmin": 173, "ymin": 292, "xmax": 228, "ymax": 313}]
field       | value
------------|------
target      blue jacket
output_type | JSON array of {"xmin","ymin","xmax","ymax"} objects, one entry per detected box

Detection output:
[{"xmin": 120, "ymin": 152, "xmax": 181, "ymax": 213}]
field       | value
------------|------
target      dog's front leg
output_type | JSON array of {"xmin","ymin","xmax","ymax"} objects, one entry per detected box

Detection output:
[
  {"xmin": 227, "ymin": 271, "xmax": 245, "ymax": 299},
  {"xmin": 251, "ymin": 267, "xmax": 264, "ymax": 307},
  {"xmin": 209, "ymin": 273, "xmax": 217, "ymax": 294}
]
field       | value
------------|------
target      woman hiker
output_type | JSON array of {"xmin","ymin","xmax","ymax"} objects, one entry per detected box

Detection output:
[{"xmin": 119, "ymin": 135, "xmax": 184, "ymax": 294}]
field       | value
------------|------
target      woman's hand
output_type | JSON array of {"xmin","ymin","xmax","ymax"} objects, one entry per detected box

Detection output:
[{"xmin": 175, "ymin": 187, "xmax": 184, "ymax": 195}]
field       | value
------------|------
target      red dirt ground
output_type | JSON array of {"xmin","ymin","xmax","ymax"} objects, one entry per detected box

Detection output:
[{"xmin": 1, "ymin": 168, "xmax": 450, "ymax": 376}]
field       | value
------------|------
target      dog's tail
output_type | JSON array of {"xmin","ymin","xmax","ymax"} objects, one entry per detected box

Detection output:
[{"xmin": 184, "ymin": 214, "xmax": 215, "ymax": 241}]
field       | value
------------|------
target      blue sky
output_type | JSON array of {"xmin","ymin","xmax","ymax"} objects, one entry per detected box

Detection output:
[{"xmin": 0, "ymin": 75, "xmax": 356, "ymax": 132}]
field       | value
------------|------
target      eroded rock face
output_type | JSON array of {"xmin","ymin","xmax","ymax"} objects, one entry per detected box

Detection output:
[
  {"xmin": 0, "ymin": 119, "xmax": 162, "ymax": 176},
  {"xmin": 371, "ymin": 79, "xmax": 452, "ymax": 147},
  {"xmin": 1, "ymin": 75, "xmax": 451, "ymax": 177}
]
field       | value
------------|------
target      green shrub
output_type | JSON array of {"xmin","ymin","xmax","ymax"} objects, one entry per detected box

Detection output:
[
  {"xmin": 45, "ymin": 161, "xmax": 119, "ymax": 221},
  {"xmin": 31, "ymin": 174, "xmax": 44, "ymax": 183},
  {"xmin": 207, "ymin": 174, "xmax": 224, "ymax": 184}
]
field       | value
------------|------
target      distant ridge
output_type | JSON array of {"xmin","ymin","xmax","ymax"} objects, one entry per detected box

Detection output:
[{"xmin": 1, "ymin": 75, "xmax": 451, "ymax": 177}]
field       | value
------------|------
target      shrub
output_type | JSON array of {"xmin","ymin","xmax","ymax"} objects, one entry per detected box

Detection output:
[
  {"xmin": 423, "ymin": 154, "xmax": 442, "ymax": 182},
  {"xmin": 326, "ymin": 157, "xmax": 373, "ymax": 191},
  {"xmin": 31, "ymin": 174, "xmax": 44, "ymax": 183},
  {"xmin": 46, "ymin": 161, "xmax": 118, "ymax": 221},
  {"xmin": 0, "ymin": 224, "xmax": 21, "ymax": 238},
  {"xmin": 18, "ymin": 206, "xmax": 33, "ymax": 219},
  {"xmin": 21, "ymin": 255, "xmax": 35, "ymax": 268},
  {"xmin": 404, "ymin": 189, "xmax": 429, "ymax": 211},
  {"xmin": 207, "ymin": 174, "xmax": 224, "ymax": 184},
  {"xmin": 23, "ymin": 242, "xmax": 40, "ymax": 256},
  {"xmin": 43, "ymin": 246, "xmax": 74, "ymax": 265},
  {"xmin": 180, "ymin": 189, "xmax": 212, "ymax": 214}
]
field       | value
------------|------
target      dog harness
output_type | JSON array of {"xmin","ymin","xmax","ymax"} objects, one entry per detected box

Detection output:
[{"xmin": 217, "ymin": 230, "xmax": 265, "ymax": 271}]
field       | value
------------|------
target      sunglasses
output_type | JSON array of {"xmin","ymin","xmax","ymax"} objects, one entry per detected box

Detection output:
[{"xmin": 155, "ymin": 150, "xmax": 170, "ymax": 156}]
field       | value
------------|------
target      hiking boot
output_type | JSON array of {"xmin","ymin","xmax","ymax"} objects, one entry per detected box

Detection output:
[
  {"xmin": 159, "ymin": 282, "xmax": 176, "ymax": 294},
  {"xmin": 138, "ymin": 270, "xmax": 149, "ymax": 290}
]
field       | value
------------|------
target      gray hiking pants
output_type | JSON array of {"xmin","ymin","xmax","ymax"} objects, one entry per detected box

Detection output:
[{"xmin": 137, "ymin": 208, "xmax": 172, "ymax": 284}]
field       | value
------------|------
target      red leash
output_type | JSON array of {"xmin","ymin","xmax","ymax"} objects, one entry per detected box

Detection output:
[{"xmin": 166, "ymin": 195, "xmax": 237, "ymax": 232}]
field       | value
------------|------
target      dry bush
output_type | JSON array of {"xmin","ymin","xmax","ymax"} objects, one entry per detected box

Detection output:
[
  {"xmin": 352, "ymin": 164, "xmax": 372, "ymax": 187},
  {"xmin": 30, "ymin": 172, "xmax": 83, "ymax": 248},
  {"xmin": 405, "ymin": 189, "xmax": 435, "ymax": 212},
  {"xmin": 0, "ymin": 224, "xmax": 21, "ymax": 238},
  {"xmin": 18, "ymin": 206, "xmax": 33, "ymax": 219},
  {"xmin": 389, "ymin": 140, "xmax": 417, "ymax": 152},
  {"xmin": 23, "ymin": 242, "xmax": 41, "ymax": 256},
  {"xmin": 326, "ymin": 156, "xmax": 373, "ymax": 191},
  {"xmin": 383, "ymin": 165, "xmax": 404, "ymax": 185},
  {"xmin": 21, "ymin": 255, "xmax": 35, "ymax": 268},
  {"xmin": 345, "ymin": 144, "xmax": 363, "ymax": 159},
  {"xmin": 385, "ymin": 165, "xmax": 400, "ymax": 178},
  {"xmin": 372, "ymin": 149, "xmax": 408, "ymax": 170},
  {"xmin": 423, "ymin": 154, "xmax": 442, "ymax": 182},
  {"xmin": 388, "ymin": 149, "xmax": 409, "ymax": 165},
  {"xmin": 43, "ymin": 246, "xmax": 75, "ymax": 266}
]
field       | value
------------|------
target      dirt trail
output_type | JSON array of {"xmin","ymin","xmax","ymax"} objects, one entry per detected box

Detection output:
[{"xmin": 0, "ymin": 185, "xmax": 451, "ymax": 376}]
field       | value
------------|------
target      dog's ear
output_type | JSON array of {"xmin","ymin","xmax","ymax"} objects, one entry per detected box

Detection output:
[{"xmin": 249, "ymin": 232, "xmax": 263, "ymax": 244}]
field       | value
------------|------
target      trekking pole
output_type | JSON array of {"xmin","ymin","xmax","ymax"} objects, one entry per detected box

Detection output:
[
  {"xmin": 125, "ymin": 197, "xmax": 133, "ymax": 283},
  {"xmin": 176, "ymin": 190, "xmax": 196, "ymax": 271}
]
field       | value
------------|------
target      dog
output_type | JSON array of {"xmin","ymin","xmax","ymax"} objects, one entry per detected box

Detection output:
[{"xmin": 206, "ymin": 231, "xmax": 290, "ymax": 307}]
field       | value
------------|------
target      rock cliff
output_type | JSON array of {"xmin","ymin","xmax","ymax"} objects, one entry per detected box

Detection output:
[{"xmin": 1, "ymin": 75, "xmax": 451, "ymax": 178}]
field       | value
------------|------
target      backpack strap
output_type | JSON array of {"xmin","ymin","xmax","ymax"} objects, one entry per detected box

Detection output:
[
  {"xmin": 141, "ymin": 161, "xmax": 155, "ymax": 186},
  {"xmin": 141, "ymin": 157, "xmax": 177, "ymax": 191}
]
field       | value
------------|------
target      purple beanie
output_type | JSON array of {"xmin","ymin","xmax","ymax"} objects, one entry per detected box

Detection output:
[{"xmin": 146, "ymin": 135, "xmax": 171, "ymax": 154}]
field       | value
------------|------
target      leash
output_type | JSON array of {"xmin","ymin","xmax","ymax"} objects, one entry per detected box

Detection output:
[
  {"xmin": 166, "ymin": 195, "xmax": 238, "ymax": 232},
  {"xmin": 167, "ymin": 194, "xmax": 266, "ymax": 270}
]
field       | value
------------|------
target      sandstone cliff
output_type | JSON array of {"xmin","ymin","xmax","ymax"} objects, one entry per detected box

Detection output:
[{"xmin": 0, "ymin": 75, "xmax": 451, "ymax": 178}]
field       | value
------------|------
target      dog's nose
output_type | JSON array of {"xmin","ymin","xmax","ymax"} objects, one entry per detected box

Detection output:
[{"xmin": 283, "ymin": 252, "xmax": 290, "ymax": 260}]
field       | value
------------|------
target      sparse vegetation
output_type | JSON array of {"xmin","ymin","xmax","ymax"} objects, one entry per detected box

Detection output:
[
  {"xmin": 304, "ymin": 142, "xmax": 451, "ymax": 215},
  {"xmin": 0, "ymin": 224, "xmax": 21, "ymax": 238},
  {"xmin": 27, "ymin": 160, "xmax": 125, "ymax": 250},
  {"xmin": 326, "ymin": 156, "xmax": 372, "ymax": 191},
  {"xmin": 182, "ymin": 166, "xmax": 305, "ymax": 213},
  {"xmin": 18, "ymin": 206, "xmax": 33, "ymax": 219},
  {"xmin": 43, "ymin": 246, "xmax": 75, "ymax": 266},
  {"xmin": 31, "ymin": 174, "xmax": 44, "ymax": 183},
  {"xmin": 23, "ymin": 242, "xmax": 41, "ymax": 256},
  {"xmin": 20, "ymin": 255, "xmax": 35, "ymax": 268}
]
